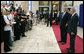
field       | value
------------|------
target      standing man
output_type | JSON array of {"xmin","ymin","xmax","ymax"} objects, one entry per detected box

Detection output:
[
  {"xmin": 66, "ymin": 7, "xmax": 79, "ymax": 53},
  {"xmin": 20, "ymin": 12, "xmax": 27, "ymax": 37},
  {"xmin": 47, "ymin": 11, "xmax": 52, "ymax": 27},
  {"xmin": 54, "ymin": 10, "xmax": 58, "ymax": 25},
  {"xmin": 57, "ymin": 11, "xmax": 61, "ymax": 24},
  {"xmin": 15, "ymin": 4, "xmax": 19, "ymax": 10},
  {"xmin": 14, "ymin": 13, "xmax": 21, "ymax": 41},
  {"xmin": 1, "ymin": 11, "xmax": 6, "ymax": 53},
  {"xmin": 10, "ymin": 3, "xmax": 15, "ymax": 12},
  {"xmin": 59, "ymin": 7, "xmax": 71, "ymax": 45}
]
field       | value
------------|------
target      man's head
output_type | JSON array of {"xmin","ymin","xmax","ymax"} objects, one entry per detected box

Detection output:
[
  {"xmin": 70, "ymin": 7, "xmax": 76, "ymax": 14},
  {"xmin": 3, "ymin": 4, "xmax": 5, "ymax": 8},
  {"xmin": 6, "ymin": 9, "xmax": 10, "ymax": 15},
  {"xmin": 10, "ymin": 9, "xmax": 14, "ymax": 14},
  {"xmin": 63, "ymin": 6, "xmax": 68, "ymax": 12},
  {"xmin": 16, "ymin": 4, "xmax": 18, "ymax": 6},
  {"xmin": 7, "ymin": 4, "xmax": 9, "ymax": 7}
]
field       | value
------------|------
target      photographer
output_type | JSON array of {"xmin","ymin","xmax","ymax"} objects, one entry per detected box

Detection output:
[
  {"xmin": 20, "ymin": 12, "xmax": 27, "ymax": 37},
  {"xmin": 14, "ymin": 13, "xmax": 21, "ymax": 41}
]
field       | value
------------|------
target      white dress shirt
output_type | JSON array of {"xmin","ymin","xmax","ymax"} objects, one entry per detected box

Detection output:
[
  {"xmin": 57, "ymin": 12, "xmax": 59, "ymax": 17},
  {"xmin": 15, "ymin": 6, "xmax": 18, "ymax": 10},
  {"xmin": 72, "ymin": 12, "xmax": 76, "ymax": 17},
  {"xmin": 5, "ymin": 6, "xmax": 10, "ymax": 10},
  {"xmin": 3, "ymin": 15, "xmax": 12, "ymax": 31}
]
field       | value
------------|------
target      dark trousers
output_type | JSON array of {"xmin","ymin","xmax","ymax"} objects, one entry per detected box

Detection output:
[
  {"xmin": 21, "ymin": 21, "xmax": 26, "ymax": 36},
  {"xmin": 60, "ymin": 27, "xmax": 67, "ymax": 43},
  {"xmin": 47, "ymin": 18, "xmax": 52, "ymax": 27},
  {"xmin": 14, "ymin": 26, "xmax": 21, "ymax": 40},
  {"xmin": 55, "ymin": 18, "xmax": 58, "ymax": 25},
  {"xmin": 69, "ymin": 33, "xmax": 76, "ymax": 50},
  {"xmin": 4, "ymin": 31, "xmax": 11, "ymax": 51}
]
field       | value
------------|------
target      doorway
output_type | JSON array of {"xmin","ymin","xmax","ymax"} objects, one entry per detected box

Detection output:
[{"xmin": 39, "ymin": 7, "xmax": 49, "ymax": 12}]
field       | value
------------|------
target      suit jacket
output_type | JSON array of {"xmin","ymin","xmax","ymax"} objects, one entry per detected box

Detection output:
[
  {"xmin": 1, "ymin": 14, "xmax": 6, "ymax": 43},
  {"xmin": 14, "ymin": 16, "xmax": 21, "ymax": 29},
  {"xmin": 60, "ymin": 12, "xmax": 71, "ymax": 29},
  {"xmin": 40, "ymin": 13, "xmax": 44, "ymax": 18},
  {"xmin": 46, "ymin": 13, "xmax": 52, "ymax": 20},
  {"xmin": 14, "ymin": 16, "xmax": 21, "ymax": 36},
  {"xmin": 54, "ymin": 12, "xmax": 57, "ymax": 18},
  {"xmin": 67, "ymin": 13, "xmax": 79, "ymax": 35}
]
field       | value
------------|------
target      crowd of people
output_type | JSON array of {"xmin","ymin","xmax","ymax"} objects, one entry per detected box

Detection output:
[
  {"xmin": 1, "ymin": 3, "xmax": 79, "ymax": 53},
  {"xmin": 36, "ymin": 9, "xmax": 61, "ymax": 27},
  {"xmin": 1, "ymin": 3, "xmax": 34, "ymax": 53}
]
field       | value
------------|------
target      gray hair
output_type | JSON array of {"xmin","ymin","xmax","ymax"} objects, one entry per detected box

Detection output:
[{"xmin": 71, "ymin": 7, "xmax": 76, "ymax": 12}]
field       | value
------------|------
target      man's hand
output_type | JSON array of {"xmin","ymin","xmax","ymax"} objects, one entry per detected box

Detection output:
[
  {"xmin": 71, "ymin": 32, "xmax": 75, "ymax": 35},
  {"xmin": 6, "ymin": 24, "xmax": 10, "ymax": 26},
  {"xmin": 21, "ymin": 19, "xmax": 24, "ymax": 21},
  {"xmin": 66, "ymin": 24, "xmax": 68, "ymax": 27},
  {"xmin": 21, "ymin": 16, "xmax": 27, "ymax": 18}
]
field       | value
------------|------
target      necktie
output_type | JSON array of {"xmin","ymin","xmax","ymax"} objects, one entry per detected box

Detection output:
[
  {"xmin": 49, "ymin": 13, "xmax": 50, "ymax": 18},
  {"xmin": 7, "ymin": 16, "xmax": 11, "ymax": 24},
  {"xmin": 18, "ymin": 17, "xmax": 21, "ymax": 26},
  {"xmin": 62, "ymin": 13, "xmax": 64, "ymax": 19},
  {"xmin": 7, "ymin": 16, "xmax": 10, "ymax": 21},
  {"xmin": 71, "ymin": 15, "xmax": 73, "ymax": 19}
]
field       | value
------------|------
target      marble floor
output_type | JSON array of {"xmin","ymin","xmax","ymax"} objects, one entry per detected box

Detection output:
[
  {"xmin": 6, "ymin": 21, "xmax": 83, "ymax": 53},
  {"xmin": 7, "ymin": 22, "xmax": 61, "ymax": 53}
]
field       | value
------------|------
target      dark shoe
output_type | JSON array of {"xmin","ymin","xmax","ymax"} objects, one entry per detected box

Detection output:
[
  {"xmin": 22, "ymin": 35, "xmax": 27, "ymax": 37},
  {"xmin": 14, "ymin": 38, "xmax": 17, "ymax": 41},
  {"xmin": 62, "ymin": 42, "xmax": 66, "ymax": 45},
  {"xmin": 67, "ymin": 50, "xmax": 75, "ymax": 53},
  {"xmin": 17, "ymin": 38, "xmax": 20, "ymax": 40},
  {"xmin": 58, "ymin": 41, "xmax": 63, "ymax": 43},
  {"xmin": 5, "ymin": 48, "xmax": 12, "ymax": 52},
  {"xmin": 67, "ymin": 48, "xmax": 71, "ymax": 50}
]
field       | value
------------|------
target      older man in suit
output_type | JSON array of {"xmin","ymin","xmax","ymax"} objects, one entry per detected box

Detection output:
[
  {"xmin": 59, "ymin": 7, "xmax": 71, "ymax": 45},
  {"xmin": 66, "ymin": 7, "xmax": 79, "ymax": 53}
]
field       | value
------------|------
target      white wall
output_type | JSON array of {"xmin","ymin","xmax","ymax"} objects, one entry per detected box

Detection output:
[
  {"xmin": 74, "ymin": 1, "xmax": 83, "ymax": 6},
  {"xmin": 74, "ymin": 1, "xmax": 83, "ymax": 16},
  {"xmin": 32, "ymin": 1, "xmax": 39, "ymax": 15},
  {"xmin": 15, "ymin": 1, "xmax": 25, "ymax": 6}
]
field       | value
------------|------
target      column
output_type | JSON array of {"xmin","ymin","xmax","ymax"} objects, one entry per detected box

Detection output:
[
  {"xmin": 49, "ymin": 1, "xmax": 52, "ymax": 12},
  {"xmin": 28, "ymin": 1, "xmax": 32, "ymax": 11}
]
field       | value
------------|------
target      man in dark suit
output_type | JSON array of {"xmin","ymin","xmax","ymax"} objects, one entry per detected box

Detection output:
[
  {"xmin": 46, "ymin": 11, "xmax": 52, "ymax": 27},
  {"xmin": 57, "ymin": 11, "xmax": 61, "ymax": 24},
  {"xmin": 20, "ymin": 12, "xmax": 27, "ymax": 37},
  {"xmin": 54, "ymin": 11, "xmax": 58, "ymax": 25},
  {"xmin": 1, "ymin": 12, "xmax": 6, "ymax": 53},
  {"xmin": 59, "ymin": 7, "xmax": 71, "ymax": 45},
  {"xmin": 14, "ymin": 13, "xmax": 21, "ymax": 41},
  {"xmin": 66, "ymin": 7, "xmax": 79, "ymax": 53}
]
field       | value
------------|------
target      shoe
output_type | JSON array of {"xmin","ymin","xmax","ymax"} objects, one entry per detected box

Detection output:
[
  {"xmin": 58, "ymin": 41, "xmax": 63, "ymax": 43},
  {"xmin": 17, "ymin": 38, "xmax": 20, "ymax": 40},
  {"xmin": 46, "ymin": 26, "xmax": 48, "ymax": 27},
  {"xmin": 5, "ymin": 48, "xmax": 12, "ymax": 52},
  {"xmin": 22, "ymin": 35, "xmax": 27, "ymax": 37},
  {"xmin": 62, "ymin": 42, "xmax": 66, "ymax": 45},
  {"xmin": 67, "ymin": 50, "xmax": 75, "ymax": 53},
  {"xmin": 67, "ymin": 48, "xmax": 71, "ymax": 50}
]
